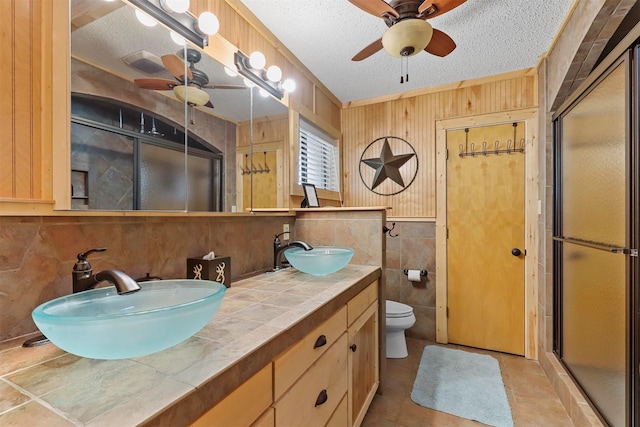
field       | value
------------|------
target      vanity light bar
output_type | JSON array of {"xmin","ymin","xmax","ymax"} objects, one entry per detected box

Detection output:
[
  {"xmin": 128, "ymin": 0, "xmax": 208, "ymax": 48},
  {"xmin": 234, "ymin": 51, "xmax": 284, "ymax": 100}
]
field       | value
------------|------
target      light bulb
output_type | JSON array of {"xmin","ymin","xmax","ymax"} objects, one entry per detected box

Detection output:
[
  {"xmin": 243, "ymin": 79, "xmax": 255, "ymax": 88},
  {"xmin": 249, "ymin": 51, "xmax": 266, "ymax": 69},
  {"xmin": 259, "ymin": 88, "xmax": 269, "ymax": 97},
  {"xmin": 164, "ymin": 0, "xmax": 190, "ymax": 13},
  {"xmin": 282, "ymin": 78, "xmax": 296, "ymax": 93},
  {"xmin": 135, "ymin": 9, "xmax": 157, "ymax": 27},
  {"xmin": 198, "ymin": 12, "xmax": 219, "ymax": 35},
  {"xmin": 170, "ymin": 32, "xmax": 186, "ymax": 46},
  {"xmin": 266, "ymin": 65, "xmax": 282, "ymax": 82},
  {"xmin": 224, "ymin": 66, "xmax": 238, "ymax": 77}
]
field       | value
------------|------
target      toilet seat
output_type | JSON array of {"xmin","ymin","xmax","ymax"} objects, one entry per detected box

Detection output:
[{"xmin": 386, "ymin": 300, "xmax": 413, "ymax": 318}]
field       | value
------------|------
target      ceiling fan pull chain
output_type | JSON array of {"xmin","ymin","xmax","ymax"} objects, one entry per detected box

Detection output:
[
  {"xmin": 400, "ymin": 58, "xmax": 404, "ymax": 84},
  {"xmin": 406, "ymin": 57, "xmax": 409, "ymax": 83}
]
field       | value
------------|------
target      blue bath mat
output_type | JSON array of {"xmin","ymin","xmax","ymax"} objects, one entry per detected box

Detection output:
[{"xmin": 411, "ymin": 345, "xmax": 514, "ymax": 427}]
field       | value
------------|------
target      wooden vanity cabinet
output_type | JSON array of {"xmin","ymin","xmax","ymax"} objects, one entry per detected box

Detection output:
[
  {"xmin": 191, "ymin": 364, "xmax": 273, "ymax": 427},
  {"xmin": 192, "ymin": 280, "xmax": 379, "ymax": 427},
  {"xmin": 347, "ymin": 281, "xmax": 379, "ymax": 427}
]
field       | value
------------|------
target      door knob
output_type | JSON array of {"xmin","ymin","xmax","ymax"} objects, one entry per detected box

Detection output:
[{"xmin": 511, "ymin": 248, "xmax": 522, "ymax": 257}]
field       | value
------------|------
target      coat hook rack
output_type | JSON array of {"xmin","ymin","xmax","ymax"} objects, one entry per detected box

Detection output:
[
  {"xmin": 383, "ymin": 222, "xmax": 398, "ymax": 238},
  {"xmin": 458, "ymin": 123, "xmax": 525, "ymax": 158},
  {"xmin": 240, "ymin": 152, "xmax": 271, "ymax": 175}
]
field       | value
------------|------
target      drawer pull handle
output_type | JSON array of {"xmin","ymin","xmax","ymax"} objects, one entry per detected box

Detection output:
[
  {"xmin": 313, "ymin": 335, "xmax": 327, "ymax": 349},
  {"xmin": 315, "ymin": 389, "xmax": 328, "ymax": 407},
  {"xmin": 350, "ymin": 344, "xmax": 357, "ymax": 352}
]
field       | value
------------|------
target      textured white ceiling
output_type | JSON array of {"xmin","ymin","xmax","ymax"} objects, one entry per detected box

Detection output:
[{"xmin": 239, "ymin": 0, "xmax": 575, "ymax": 103}]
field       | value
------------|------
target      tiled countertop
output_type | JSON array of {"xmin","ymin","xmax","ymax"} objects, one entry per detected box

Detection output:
[{"xmin": 0, "ymin": 265, "xmax": 380, "ymax": 426}]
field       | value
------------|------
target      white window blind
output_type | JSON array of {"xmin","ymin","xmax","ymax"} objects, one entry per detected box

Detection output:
[{"xmin": 298, "ymin": 122, "xmax": 339, "ymax": 192}]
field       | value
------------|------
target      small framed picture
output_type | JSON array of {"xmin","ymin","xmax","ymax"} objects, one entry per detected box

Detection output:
[{"xmin": 302, "ymin": 183, "xmax": 320, "ymax": 208}]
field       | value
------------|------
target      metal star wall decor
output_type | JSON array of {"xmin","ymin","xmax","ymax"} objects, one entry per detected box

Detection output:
[{"xmin": 359, "ymin": 136, "xmax": 419, "ymax": 196}]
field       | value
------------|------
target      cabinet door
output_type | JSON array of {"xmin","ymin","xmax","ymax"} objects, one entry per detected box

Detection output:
[{"xmin": 348, "ymin": 302, "xmax": 379, "ymax": 427}]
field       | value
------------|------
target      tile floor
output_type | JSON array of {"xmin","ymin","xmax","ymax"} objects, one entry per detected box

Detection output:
[{"xmin": 362, "ymin": 337, "xmax": 574, "ymax": 427}]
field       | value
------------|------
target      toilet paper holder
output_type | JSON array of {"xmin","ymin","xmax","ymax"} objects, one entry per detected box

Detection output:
[{"xmin": 403, "ymin": 269, "xmax": 427, "ymax": 277}]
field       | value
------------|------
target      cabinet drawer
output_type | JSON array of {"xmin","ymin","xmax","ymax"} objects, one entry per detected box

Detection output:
[
  {"xmin": 250, "ymin": 408, "xmax": 274, "ymax": 427},
  {"xmin": 274, "ymin": 306, "xmax": 347, "ymax": 399},
  {"xmin": 325, "ymin": 393, "xmax": 347, "ymax": 427},
  {"xmin": 274, "ymin": 334, "xmax": 348, "ymax": 427},
  {"xmin": 347, "ymin": 281, "xmax": 378, "ymax": 326},
  {"xmin": 192, "ymin": 364, "xmax": 272, "ymax": 427}
]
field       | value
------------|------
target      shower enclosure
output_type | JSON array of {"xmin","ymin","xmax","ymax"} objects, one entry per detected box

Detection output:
[{"xmin": 553, "ymin": 48, "xmax": 638, "ymax": 426}]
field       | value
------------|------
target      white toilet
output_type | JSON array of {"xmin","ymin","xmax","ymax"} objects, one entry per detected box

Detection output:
[{"xmin": 385, "ymin": 300, "xmax": 416, "ymax": 359}]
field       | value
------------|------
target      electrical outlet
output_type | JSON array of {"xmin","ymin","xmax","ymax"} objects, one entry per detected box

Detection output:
[{"xmin": 283, "ymin": 224, "xmax": 290, "ymax": 240}]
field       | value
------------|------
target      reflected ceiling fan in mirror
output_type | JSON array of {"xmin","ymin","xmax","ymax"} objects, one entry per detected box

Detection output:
[
  {"xmin": 134, "ymin": 48, "xmax": 244, "ymax": 108},
  {"xmin": 349, "ymin": 0, "xmax": 466, "ymax": 66}
]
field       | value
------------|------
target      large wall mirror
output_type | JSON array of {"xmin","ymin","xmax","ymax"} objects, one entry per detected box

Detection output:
[{"xmin": 69, "ymin": 0, "xmax": 287, "ymax": 212}]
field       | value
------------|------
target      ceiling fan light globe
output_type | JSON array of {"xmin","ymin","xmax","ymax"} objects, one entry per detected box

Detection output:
[
  {"xmin": 173, "ymin": 85, "xmax": 209, "ymax": 106},
  {"xmin": 198, "ymin": 11, "xmax": 219, "ymax": 35},
  {"xmin": 382, "ymin": 19, "xmax": 433, "ymax": 58}
]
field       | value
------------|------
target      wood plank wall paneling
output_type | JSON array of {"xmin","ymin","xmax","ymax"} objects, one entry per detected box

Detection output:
[
  {"xmin": 0, "ymin": 1, "xmax": 14, "ymax": 196},
  {"xmin": 342, "ymin": 75, "xmax": 537, "ymax": 218},
  {"xmin": 237, "ymin": 115, "xmax": 289, "ymax": 147},
  {"xmin": 315, "ymin": 87, "xmax": 341, "ymax": 131},
  {"xmin": 0, "ymin": 0, "xmax": 46, "ymax": 200}
]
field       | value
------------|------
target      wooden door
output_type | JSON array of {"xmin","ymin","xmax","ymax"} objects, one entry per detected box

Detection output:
[
  {"xmin": 446, "ymin": 123, "xmax": 525, "ymax": 355},
  {"xmin": 242, "ymin": 151, "xmax": 277, "ymax": 209}
]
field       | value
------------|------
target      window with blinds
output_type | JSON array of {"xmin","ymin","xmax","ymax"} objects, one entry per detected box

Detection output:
[{"xmin": 298, "ymin": 120, "xmax": 339, "ymax": 192}]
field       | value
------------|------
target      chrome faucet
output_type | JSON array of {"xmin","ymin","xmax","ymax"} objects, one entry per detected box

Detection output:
[
  {"xmin": 72, "ymin": 248, "xmax": 141, "ymax": 294},
  {"xmin": 273, "ymin": 232, "xmax": 313, "ymax": 270}
]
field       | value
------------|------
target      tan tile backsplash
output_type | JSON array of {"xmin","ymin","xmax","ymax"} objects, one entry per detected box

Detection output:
[
  {"xmin": 0, "ymin": 211, "xmax": 388, "ymax": 344},
  {"xmin": 0, "ymin": 215, "xmax": 295, "ymax": 342}
]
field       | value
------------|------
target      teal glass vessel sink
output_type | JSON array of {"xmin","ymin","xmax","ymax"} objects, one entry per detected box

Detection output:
[
  {"xmin": 284, "ymin": 246, "xmax": 354, "ymax": 275},
  {"xmin": 32, "ymin": 279, "xmax": 226, "ymax": 360}
]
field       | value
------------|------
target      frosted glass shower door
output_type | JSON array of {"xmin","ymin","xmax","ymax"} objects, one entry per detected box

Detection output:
[
  {"xmin": 557, "ymin": 62, "xmax": 627, "ymax": 427},
  {"xmin": 139, "ymin": 143, "xmax": 215, "ymax": 211}
]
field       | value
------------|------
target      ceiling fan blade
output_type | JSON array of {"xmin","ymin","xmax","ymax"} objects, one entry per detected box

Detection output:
[
  {"xmin": 352, "ymin": 38, "xmax": 384, "ymax": 61},
  {"xmin": 419, "ymin": 0, "xmax": 466, "ymax": 18},
  {"xmin": 204, "ymin": 101, "xmax": 214, "ymax": 108},
  {"xmin": 348, "ymin": 0, "xmax": 399, "ymax": 18},
  {"xmin": 202, "ymin": 83, "xmax": 246, "ymax": 90},
  {"xmin": 134, "ymin": 78, "xmax": 177, "ymax": 90},
  {"xmin": 424, "ymin": 28, "xmax": 456, "ymax": 57},
  {"xmin": 161, "ymin": 54, "xmax": 193, "ymax": 81}
]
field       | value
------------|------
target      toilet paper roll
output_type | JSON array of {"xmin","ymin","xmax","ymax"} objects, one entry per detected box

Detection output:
[{"xmin": 407, "ymin": 269, "xmax": 422, "ymax": 282}]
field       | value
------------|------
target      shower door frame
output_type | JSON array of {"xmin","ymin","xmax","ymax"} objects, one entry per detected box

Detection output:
[{"xmin": 552, "ymin": 47, "xmax": 639, "ymax": 427}]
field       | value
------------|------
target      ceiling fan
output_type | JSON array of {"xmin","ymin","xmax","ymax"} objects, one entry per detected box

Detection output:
[
  {"xmin": 134, "ymin": 48, "xmax": 244, "ymax": 108},
  {"xmin": 349, "ymin": 0, "xmax": 466, "ymax": 61}
]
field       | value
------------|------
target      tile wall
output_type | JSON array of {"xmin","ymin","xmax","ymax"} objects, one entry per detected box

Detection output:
[
  {"xmin": 383, "ymin": 221, "xmax": 436, "ymax": 341},
  {"xmin": 0, "ymin": 215, "xmax": 294, "ymax": 342}
]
